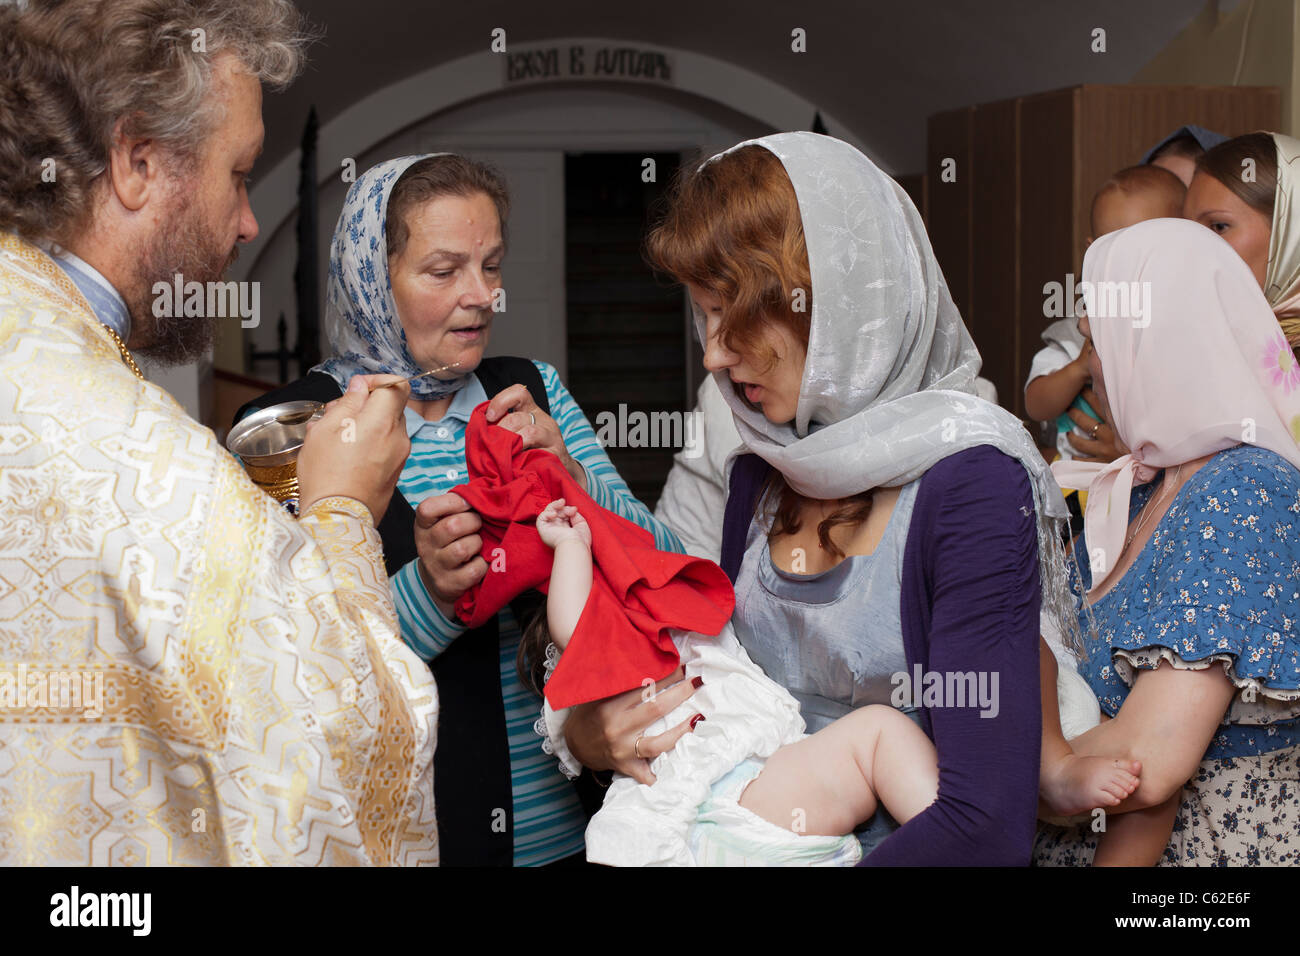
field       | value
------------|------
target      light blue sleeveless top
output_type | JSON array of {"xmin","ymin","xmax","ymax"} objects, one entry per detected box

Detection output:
[{"xmin": 732, "ymin": 477, "xmax": 922, "ymax": 854}]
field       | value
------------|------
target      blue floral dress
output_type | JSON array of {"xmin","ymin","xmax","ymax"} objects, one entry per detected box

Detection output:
[{"xmin": 1036, "ymin": 444, "xmax": 1300, "ymax": 866}]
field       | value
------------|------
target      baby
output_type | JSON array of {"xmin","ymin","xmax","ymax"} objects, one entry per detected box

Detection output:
[
  {"xmin": 1025, "ymin": 164, "xmax": 1186, "ymax": 463},
  {"xmin": 533, "ymin": 498, "xmax": 938, "ymax": 866}
]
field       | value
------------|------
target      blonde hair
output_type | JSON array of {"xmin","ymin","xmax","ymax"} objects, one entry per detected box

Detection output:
[{"xmin": 1088, "ymin": 164, "xmax": 1186, "ymax": 237}]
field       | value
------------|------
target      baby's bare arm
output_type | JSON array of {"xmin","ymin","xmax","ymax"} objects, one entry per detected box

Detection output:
[
  {"xmin": 538, "ymin": 500, "xmax": 593, "ymax": 650},
  {"xmin": 546, "ymin": 539, "xmax": 592, "ymax": 650},
  {"xmin": 739, "ymin": 705, "xmax": 938, "ymax": 836},
  {"xmin": 1024, "ymin": 347, "xmax": 1091, "ymax": 422}
]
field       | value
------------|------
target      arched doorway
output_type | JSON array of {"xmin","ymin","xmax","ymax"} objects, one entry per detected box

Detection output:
[
  {"xmin": 232, "ymin": 37, "xmax": 873, "ymax": 386},
  {"xmin": 223, "ymin": 40, "xmax": 873, "ymax": 499}
]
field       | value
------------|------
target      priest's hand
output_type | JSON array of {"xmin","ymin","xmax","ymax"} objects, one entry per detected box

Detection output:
[
  {"xmin": 563, "ymin": 667, "xmax": 704, "ymax": 785},
  {"xmin": 413, "ymin": 491, "xmax": 487, "ymax": 621},
  {"xmin": 297, "ymin": 374, "xmax": 410, "ymax": 523},
  {"xmin": 485, "ymin": 384, "xmax": 587, "ymax": 493}
]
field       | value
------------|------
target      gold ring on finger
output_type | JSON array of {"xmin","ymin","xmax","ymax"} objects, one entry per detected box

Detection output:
[{"xmin": 633, "ymin": 733, "xmax": 645, "ymax": 760}]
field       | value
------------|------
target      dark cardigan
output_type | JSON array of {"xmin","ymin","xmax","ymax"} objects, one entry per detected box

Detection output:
[
  {"xmin": 721, "ymin": 445, "xmax": 1043, "ymax": 866},
  {"xmin": 236, "ymin": 356, "xmax": 602, "ymax": 866}
]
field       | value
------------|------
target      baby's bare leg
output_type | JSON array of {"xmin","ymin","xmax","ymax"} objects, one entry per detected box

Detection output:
[
  {"xmin": 1093, "ymin": 791, "xmax": 1180, "ymax": 867},
  {"xmin": 738, "ymin": 704, "xmax": 938, "ymax": 837},
  {"xmin": 1039, "ymin": 637, "xmax": 1073, "ymax": 773},
  {"xmin": 1038, "ymin": 637, "xmax": 1141, "ymax": 817}
]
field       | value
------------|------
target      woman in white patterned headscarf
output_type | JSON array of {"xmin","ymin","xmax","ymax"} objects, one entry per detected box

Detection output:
[
  {"xmin": 1185, "ymin": 130, "xmax": 1300, "ymax": 369},
  {"xmin": 565, "ymin": 132, "xmax": 1075, "ymax": 865}
]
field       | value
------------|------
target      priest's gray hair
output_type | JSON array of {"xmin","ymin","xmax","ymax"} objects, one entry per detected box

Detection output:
[{"xmin": 0, "ymin": 0, "xmax": 316, "ymax": 244}]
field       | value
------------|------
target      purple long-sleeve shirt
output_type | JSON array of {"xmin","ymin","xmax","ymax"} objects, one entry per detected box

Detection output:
[{"xmin": 721, "ymin": 445, "xmax": 1043, "ymax": 866}]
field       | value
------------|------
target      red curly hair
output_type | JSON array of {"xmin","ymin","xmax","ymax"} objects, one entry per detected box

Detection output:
[{"xmin": 644, "ymin": 145, "xmax": 872, "ymax": 559}]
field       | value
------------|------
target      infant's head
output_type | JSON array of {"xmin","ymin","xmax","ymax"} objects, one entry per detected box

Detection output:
[{"xmin": 1089, "ymin": 165, "xmax": 1187, "ymax": 242}]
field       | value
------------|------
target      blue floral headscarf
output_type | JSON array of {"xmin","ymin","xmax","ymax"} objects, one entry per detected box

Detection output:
[{"xmin": 312, "ymin": 154, "xmax": 473, "ymax": 400}]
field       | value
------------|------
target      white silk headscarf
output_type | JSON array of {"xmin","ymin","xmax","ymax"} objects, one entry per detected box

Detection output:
[
  {"xmin": 1053, "ymin": 218, "xmax": 1300, "ymax": 596},
  {"xmin": 693, "ymin": 133, "xmax": 1075, "ymax": 628},
  {"xmin": 699, "ymin": 133, "xmax": 1063, "ymax": 503},
  {"xmin": 1266, "ymin": 132, "xmax": 1300, "ymax": 351}
]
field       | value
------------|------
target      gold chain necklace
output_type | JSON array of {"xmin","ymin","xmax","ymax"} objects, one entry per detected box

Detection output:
[
  {"xmin": 1122, "ymin": 464, "xmax": 1183, "ymax": 555},
  {"xmin": 98, "ymin": 323, "xmax": 145, "ymax": 381}
]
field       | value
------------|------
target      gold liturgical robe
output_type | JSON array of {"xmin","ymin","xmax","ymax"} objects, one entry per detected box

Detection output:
[{"xmin": 0, "ymin": 233, "xmax": 438, "ymax": 865}]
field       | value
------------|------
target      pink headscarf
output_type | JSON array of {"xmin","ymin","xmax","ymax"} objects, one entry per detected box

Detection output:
[{"xmin": 1052, "ymin": 218, "xmax": 1300, "ymax": 597}]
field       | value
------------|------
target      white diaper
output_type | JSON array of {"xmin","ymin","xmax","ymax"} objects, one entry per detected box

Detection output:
[
  {"xmin": 582, "ymin": 624, "xmax": 814, "ymax": 866},
  {"xmin": 688, "ymin": 758, "xmax": 863, "ymax": 867}
]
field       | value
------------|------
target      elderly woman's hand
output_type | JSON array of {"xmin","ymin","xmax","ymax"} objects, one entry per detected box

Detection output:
[
  {"xmin": 1065, "ymin": 386, "xmax": 1130, "ymax": 463},
  {"xmin": 413, "ymin": 491, "xmax": 488, "ymax": 620},
  {"xmin": 485, "ymin": 384, "xmax": 587, "ymax": 492}
]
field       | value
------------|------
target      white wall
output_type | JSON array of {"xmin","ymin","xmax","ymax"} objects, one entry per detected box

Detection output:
[{"xmin": 139, "ymin": 355, "xmax": 210, "ymax": 422}]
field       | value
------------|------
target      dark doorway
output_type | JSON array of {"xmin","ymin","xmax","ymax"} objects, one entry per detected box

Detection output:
[{"xmin": 565, "ymin": 152, "xmax": 685, "ymax": 510}]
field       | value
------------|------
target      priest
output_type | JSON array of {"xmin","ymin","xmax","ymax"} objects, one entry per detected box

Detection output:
[{"xmin": 0, "ymin": 0, "xmax": 438, "ymax": 865}]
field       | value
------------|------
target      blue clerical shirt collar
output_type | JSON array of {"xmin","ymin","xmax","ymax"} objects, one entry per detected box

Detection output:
[
  {"xmin": 401, "ymin": 374, "xmax": 487, "ymax": 438},
  {"xmin": 46, "ymin": 246, "xmax": 131, "ymax": 341}
]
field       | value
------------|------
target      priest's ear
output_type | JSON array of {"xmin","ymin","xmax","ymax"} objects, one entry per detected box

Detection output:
[{"xmin": 106, "ymin": 117, "xmax": 170, "ymax": 213}]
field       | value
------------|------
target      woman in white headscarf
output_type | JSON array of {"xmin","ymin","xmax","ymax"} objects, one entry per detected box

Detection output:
[
  {"xmin": 563, "ymin": 132, "xmax": 1077, "ymax": 865},
  {"xmin": 1185, "ymin": 130, "xmax": 1300, "ymax": 366}
]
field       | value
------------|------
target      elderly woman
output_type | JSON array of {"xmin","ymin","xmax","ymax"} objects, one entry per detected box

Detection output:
[
  {"xmin": 238, "ymin": 154, "xmax": 683, "ymax": 866},
  {"xmin": 554, "ymin": 132, "xmax": 1080, "ymax": 864},
  {"xmin": 1038, "ymin": 218, "xmax": 1300, "ymax": 865}
]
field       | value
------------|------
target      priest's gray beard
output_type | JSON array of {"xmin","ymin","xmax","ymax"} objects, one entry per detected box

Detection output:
[{"xmin": 123, "ymin": 188, "xmax": 238, "ymax": 366}]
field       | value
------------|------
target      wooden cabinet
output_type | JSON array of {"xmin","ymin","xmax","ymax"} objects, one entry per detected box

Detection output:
[{"xmin": 925, "ymin": 84, "xmax": 1280, "ymax": 419}]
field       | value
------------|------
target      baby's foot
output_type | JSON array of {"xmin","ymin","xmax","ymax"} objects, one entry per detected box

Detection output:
[{"xmin": 1040, "ymin": 753, "xmax": 1141, "ymax": 816}]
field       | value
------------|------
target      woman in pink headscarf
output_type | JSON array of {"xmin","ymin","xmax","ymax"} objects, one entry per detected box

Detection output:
[{"xmin": 1036, "ymin": 217, "xmax": 1300, "ymax": 866}]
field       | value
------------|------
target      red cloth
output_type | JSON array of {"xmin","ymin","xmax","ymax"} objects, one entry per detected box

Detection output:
[{"xmin": 451, "ymin": 402, "xmax": 734, "ymax": 709}]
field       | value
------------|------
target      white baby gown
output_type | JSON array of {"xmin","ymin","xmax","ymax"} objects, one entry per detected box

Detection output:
[
  {"xmin": 546, "ymin": 621, "xmax": 861, "ymax": 866},
  {"xmin": 541, "ymin": 608, "xmax": 1101, "ymax": 866}
]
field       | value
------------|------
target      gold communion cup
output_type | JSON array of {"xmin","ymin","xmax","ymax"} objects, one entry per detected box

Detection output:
[{"xmin": 225, "ymin": 400, "xmax": 325, "ymax": 515}]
